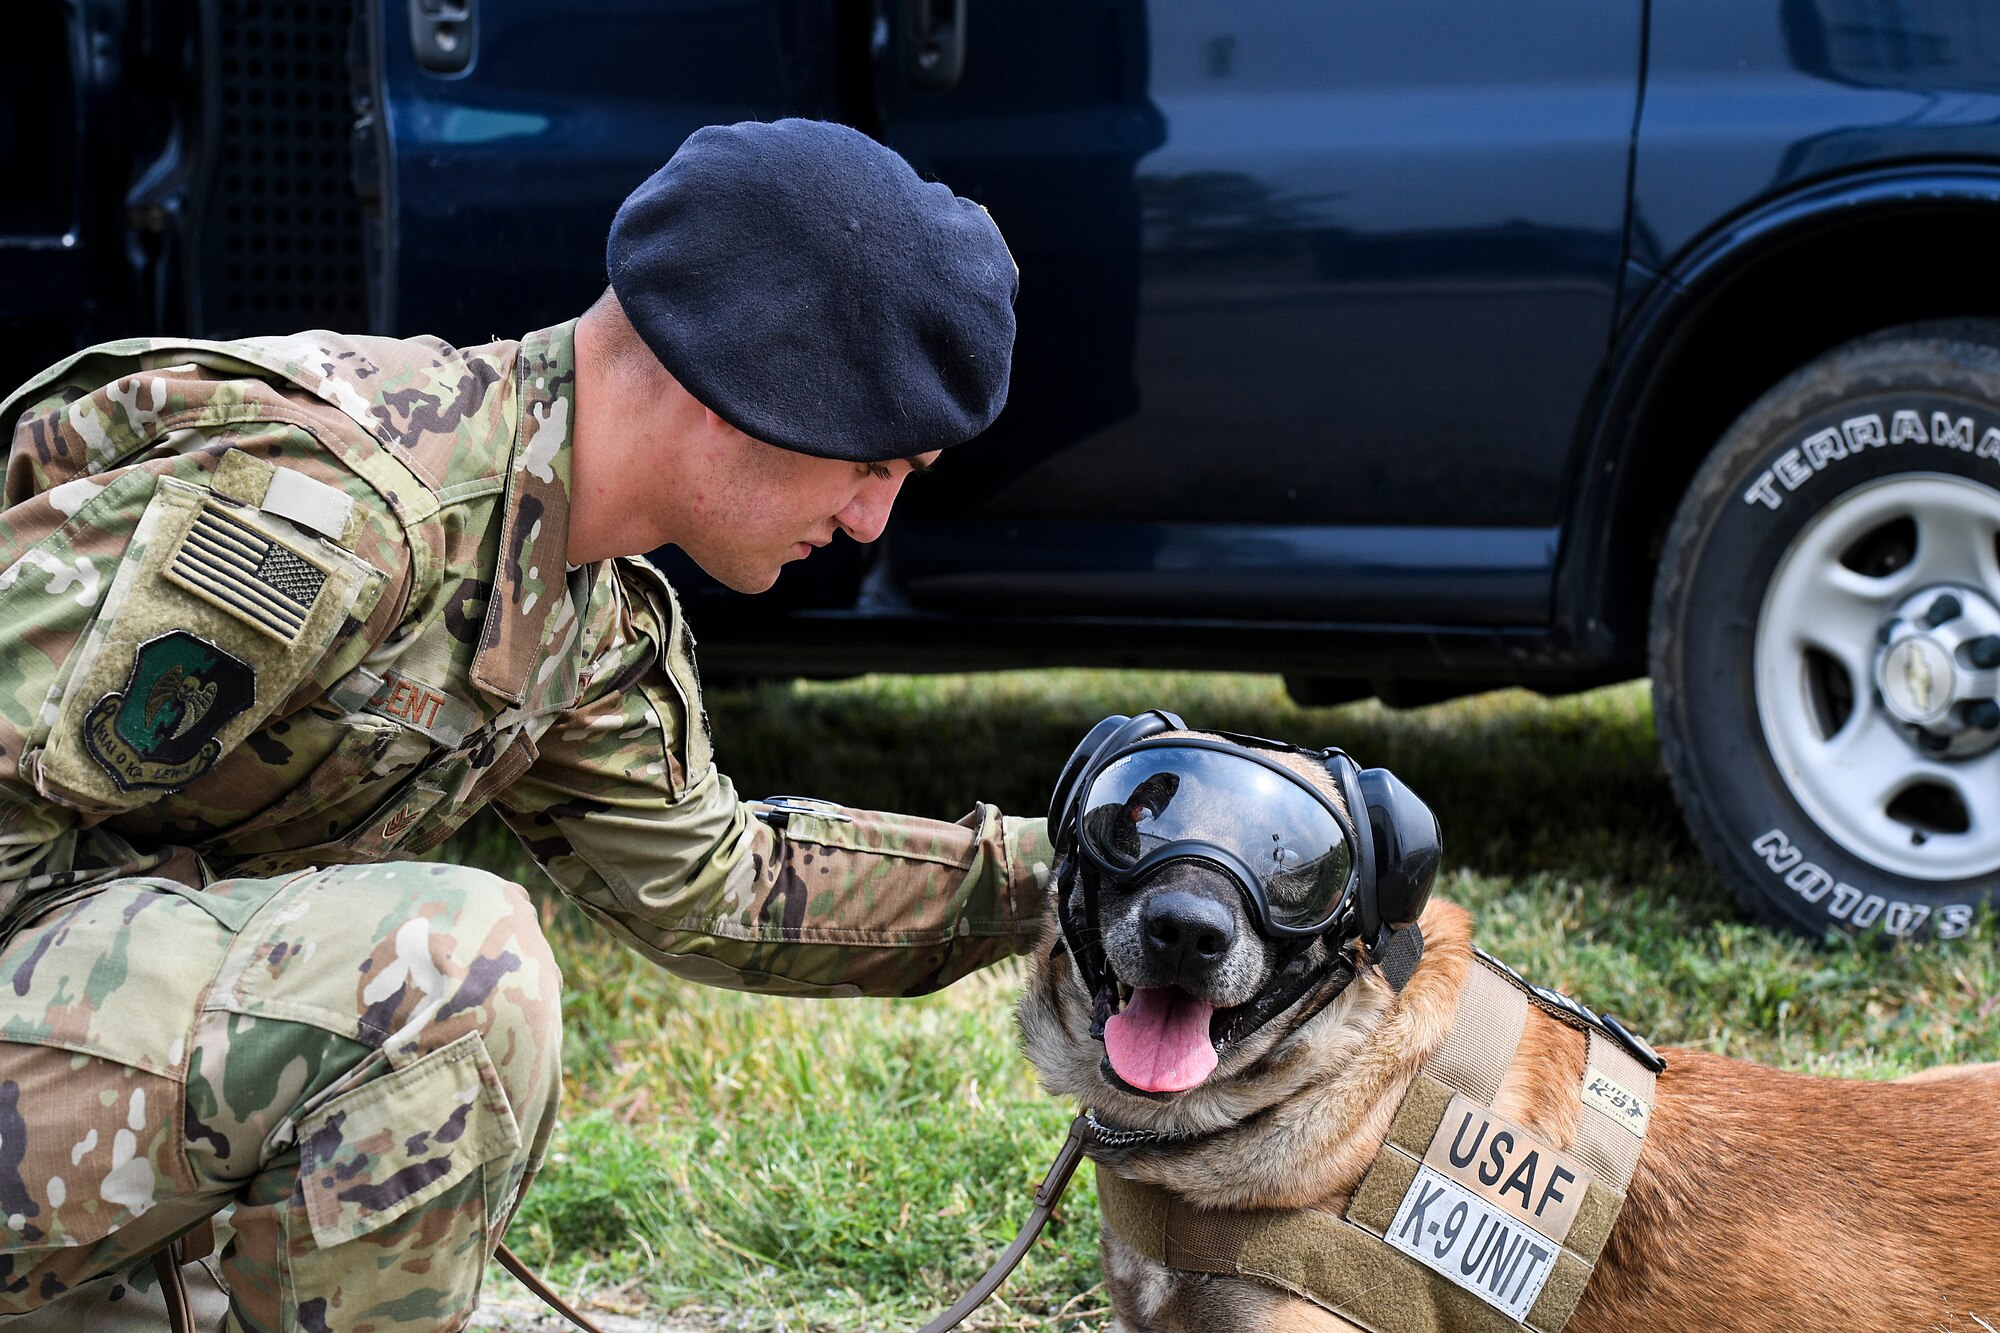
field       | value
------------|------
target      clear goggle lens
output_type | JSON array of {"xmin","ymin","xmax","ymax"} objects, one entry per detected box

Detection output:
[{"xmin": 1078, "ymin": 747, "xmax": 1353, "ymax": 931}]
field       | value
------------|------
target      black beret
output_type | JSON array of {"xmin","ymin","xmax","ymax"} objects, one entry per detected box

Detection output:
[{"xmin": 607, "ymin": 119, "xmax": 1018, "ymax": 463}]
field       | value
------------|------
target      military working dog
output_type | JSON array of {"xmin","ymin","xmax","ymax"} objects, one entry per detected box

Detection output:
[{"xmin": 1020, "ymin": 724, "xmax": 2000, "ymax": 1333}]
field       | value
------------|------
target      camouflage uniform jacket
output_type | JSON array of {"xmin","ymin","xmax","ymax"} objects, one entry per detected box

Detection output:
[{"xmin": 0, "ymin": 322, "xmax": 1049, "ymax": 995}]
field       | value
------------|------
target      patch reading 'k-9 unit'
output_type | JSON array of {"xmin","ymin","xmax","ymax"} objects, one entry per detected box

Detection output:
[
  {"xmin": 1386, "ymin": 1165, "xmax": 1560, "ymax": 1322},
  {"xmin": 164, "ymin": 503, "xmax": 330, "ymax": 641},
  {"xmin": 82, "ymin": 631, "xmax": 254, "ymax": 790}
]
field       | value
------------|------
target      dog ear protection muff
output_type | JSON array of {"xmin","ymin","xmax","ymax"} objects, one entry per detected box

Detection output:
[
  {"xmin": 1048, "ymin": 710, "xmax": 1187, "ymax": 840},
  {"xmin": 1355, "ymin": 765, "xmax": 1440, "ymax": 989}
]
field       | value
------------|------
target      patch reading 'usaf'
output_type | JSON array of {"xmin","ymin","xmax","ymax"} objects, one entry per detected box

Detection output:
[
  {"xmin": 1421, "ymin": 1094, "xmax": 1587, "ymax": 1243},
  {"xmin": 82, "ymin": 631, "xmax": 254, "ymax": 791}
]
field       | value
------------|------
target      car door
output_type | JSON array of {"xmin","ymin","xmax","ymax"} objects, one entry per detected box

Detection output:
[
  {"xmin": 877, "ymin": 0, "xmax": 1645, "ymax": 626},
  {"xmin": 368, "ymin": 0, "xmax": 843, "ymax": 345}
]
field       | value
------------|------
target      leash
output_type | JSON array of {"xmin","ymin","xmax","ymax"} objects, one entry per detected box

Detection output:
[
  {"xmin": 911, "ymin": 1111, "xmax": 1092, "ymax": 1333},
  {"xmin": 493, "ymin": 1113, "xmax": 1095, "ymax": 1333},
  {"xmin": 151, "ymin": 1221, "xmax": 214, "ymax": 1333},
  {"xmin": 150, "ymin": 1113, "xmax": 1096, "ymax": 1333},
  {"xmin": 152, "ymin": 1240, "xmax": 197, "ymax": 1333},
  {"xmin": 494, "ymin": 1240, "xmax": 618, "ymax": 1333}
]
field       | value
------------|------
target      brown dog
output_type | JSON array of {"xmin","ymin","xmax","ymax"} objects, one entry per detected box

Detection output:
[{"xmin": 1020, "ymin": 742, "xmax": 2000, "ymax": 1333}]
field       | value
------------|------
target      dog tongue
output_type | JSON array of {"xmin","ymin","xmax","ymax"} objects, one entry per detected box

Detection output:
[{"xmin": 1105, "ymin": 988, "xmax": 1218, "ymax": 1093}]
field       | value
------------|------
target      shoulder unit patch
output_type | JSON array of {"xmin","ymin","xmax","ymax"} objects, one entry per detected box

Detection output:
[{"xmin": 82, "ymin": 631, "xmax": 255, "ymax": 791}]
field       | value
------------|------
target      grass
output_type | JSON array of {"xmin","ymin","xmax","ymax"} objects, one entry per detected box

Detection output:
[{"xmin": 444, "ymin": 672, "xmax": 2000, "ymax": 1331}]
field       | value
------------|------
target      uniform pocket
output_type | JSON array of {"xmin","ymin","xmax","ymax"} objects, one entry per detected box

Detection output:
[
  {"xmin": 0, "ymin": 877, "xmax": 263, "ymax": 1073},
  {"xmin": 0, "ymin": 878, "xmax": 304, "ymax": 1251},
  {"xmin": 284, "ymin": 1031, "xmax": 521, "ymax": 1327}
]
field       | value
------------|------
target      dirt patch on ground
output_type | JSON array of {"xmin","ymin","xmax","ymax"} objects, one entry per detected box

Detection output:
[{"xmin": 473, "ymin": 1294, "xmax": 720, "ymax": 1333}]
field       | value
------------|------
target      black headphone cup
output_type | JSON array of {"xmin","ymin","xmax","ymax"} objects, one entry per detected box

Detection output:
[{"xmin": 1357, "ymin": 768, "xmax": 1441, "ymax": 935}]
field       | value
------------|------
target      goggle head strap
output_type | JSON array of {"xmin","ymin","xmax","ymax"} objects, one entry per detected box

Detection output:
[
  {"xmin": 1050, "ymin": 711, "xmax": 1183, "ymax": 1036},
  {"xmin": 1052, "ymin": 853, "xmax": 1119, "ymax": 1036}
]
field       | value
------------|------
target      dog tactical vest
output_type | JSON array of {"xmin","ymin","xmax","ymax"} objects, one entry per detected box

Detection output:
[{"xmin": 1096, "ymin": 950, "xmax": 1660, "ymax": 1333}]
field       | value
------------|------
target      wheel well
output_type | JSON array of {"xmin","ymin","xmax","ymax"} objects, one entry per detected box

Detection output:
[{"xmin": 1595, "ymin": 205, "xmax": 2000, "ymax": 659}]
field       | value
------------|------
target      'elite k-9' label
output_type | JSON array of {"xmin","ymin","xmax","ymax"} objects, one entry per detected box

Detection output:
[{"xmin": 1582, "ymin": 1071, "xmax": 1650, "ymax": 1137}]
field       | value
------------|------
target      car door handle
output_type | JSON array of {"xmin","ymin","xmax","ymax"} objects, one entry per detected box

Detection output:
[
  {"xmin": 410, "ymin": 0, "xmax": 476, "ymax": 75},
  {"xmin": 902, "ymin": 0, "xmax": 966, "ymax": 91}
]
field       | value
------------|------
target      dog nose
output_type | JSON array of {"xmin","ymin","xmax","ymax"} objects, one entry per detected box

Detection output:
[{"xmin": 1141, "ymin": 891, "xmax": 1236, "ymax": 975}]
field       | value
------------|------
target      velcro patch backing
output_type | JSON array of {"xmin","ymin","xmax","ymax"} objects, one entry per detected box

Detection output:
[
  {"xmin": 212, "ymin": 449, "xmax": 361, "ymax": 547},
  {"xmin": 1384, "ymin": 1073, "xmax": 1456, "ymax": 1156},
  {"xmin": 34, "ymin": 477, "xmax": 381, "ymax": 811}
]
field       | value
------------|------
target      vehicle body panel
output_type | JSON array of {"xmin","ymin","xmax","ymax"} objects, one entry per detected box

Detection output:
[
  {"xmin": 1630, "ymin": 1, "xmax": 2000, "ymax": 283},
  {"xmin": 10, "ymin": 2, "xmax": 2000, "ymax": 687},
  {"xmin": 878, "ymin": 0, "xmax": 1642, "ymax": 624},
  {"xmin": 375, "ymin": 0, "xmax": 812, "ymax": 344}
]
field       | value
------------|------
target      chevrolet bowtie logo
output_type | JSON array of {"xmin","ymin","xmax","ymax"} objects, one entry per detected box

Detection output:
[
  {"xmin": 1904, "ymin": 645, "xmax": 1937, "ymax": 714},
  {"xmin": 1883, "ymin": 636, "xmax": 1957, "ymax": 725}
]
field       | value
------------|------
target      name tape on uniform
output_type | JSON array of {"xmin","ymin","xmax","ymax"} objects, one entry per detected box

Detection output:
[
  {"xmin": 363, "ymin": 670, "xmax": 478, "ymax": 747},
  {"xmin": 1386, "ymin": 1165, "xmax": 1561, "ymax": 1322},
  {"xmin": 1420, "ymin": 1094, "xmax": 1587, "ymax": 1243}
]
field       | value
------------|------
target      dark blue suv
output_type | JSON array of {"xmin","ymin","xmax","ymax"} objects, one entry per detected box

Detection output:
[{"xmin": 10, "ymin": 0, "xmax": 2000, "ymax": 938}]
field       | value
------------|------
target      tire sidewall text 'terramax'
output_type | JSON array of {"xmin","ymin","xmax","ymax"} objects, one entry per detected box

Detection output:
[{"xmin": 1653, "ymin": 327, "xmax": 2000, "ymax": 940}]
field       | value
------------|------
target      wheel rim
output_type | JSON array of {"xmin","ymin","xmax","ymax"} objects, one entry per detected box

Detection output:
[{"xmin": 1755, "ymin": 472, "xmax": 2000, "ymax": 881}]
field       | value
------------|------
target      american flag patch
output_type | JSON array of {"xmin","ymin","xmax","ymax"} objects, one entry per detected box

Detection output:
[{"xmin": 165, "ymin": 505, "xmax": 329, "ymax": 641}]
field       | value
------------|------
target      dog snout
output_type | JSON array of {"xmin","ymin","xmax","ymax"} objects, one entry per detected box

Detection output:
[{"xmin": 1141, "ymin": 890, "xmax": 1237, "ymax": 979}]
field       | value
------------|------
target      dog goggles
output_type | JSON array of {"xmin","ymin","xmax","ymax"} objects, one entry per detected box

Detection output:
[{"xmin": 1072, "ymin": 738, "xmax": 1364, "ymax": 938}]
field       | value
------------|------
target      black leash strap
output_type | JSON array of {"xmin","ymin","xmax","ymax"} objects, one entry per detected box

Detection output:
[
  {"xmin": 913, "ymin": 1111, "xmax": 1092, "ymax": 1333},
  {"xmin": 153, "ymin": 1239, "xmax": 195, "ymax": 1333},
  {"xmin": 496, "ymin": 1240, "xmax": 614, "ymax": 1333},
  {"xmin": 154, "ymin": 1115, "xmax": 1095, "ymax": 1333}
]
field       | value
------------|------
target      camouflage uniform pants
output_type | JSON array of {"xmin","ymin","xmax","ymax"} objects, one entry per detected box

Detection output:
[{"xmin": 0, "ymin": 862, "xmax": 564, "ymax": 1331}]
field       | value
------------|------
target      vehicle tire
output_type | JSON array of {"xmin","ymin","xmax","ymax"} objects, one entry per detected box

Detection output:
[{"xmin": 1652, "ymin": 322, "xmax": 2000, "ymax": 941}]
